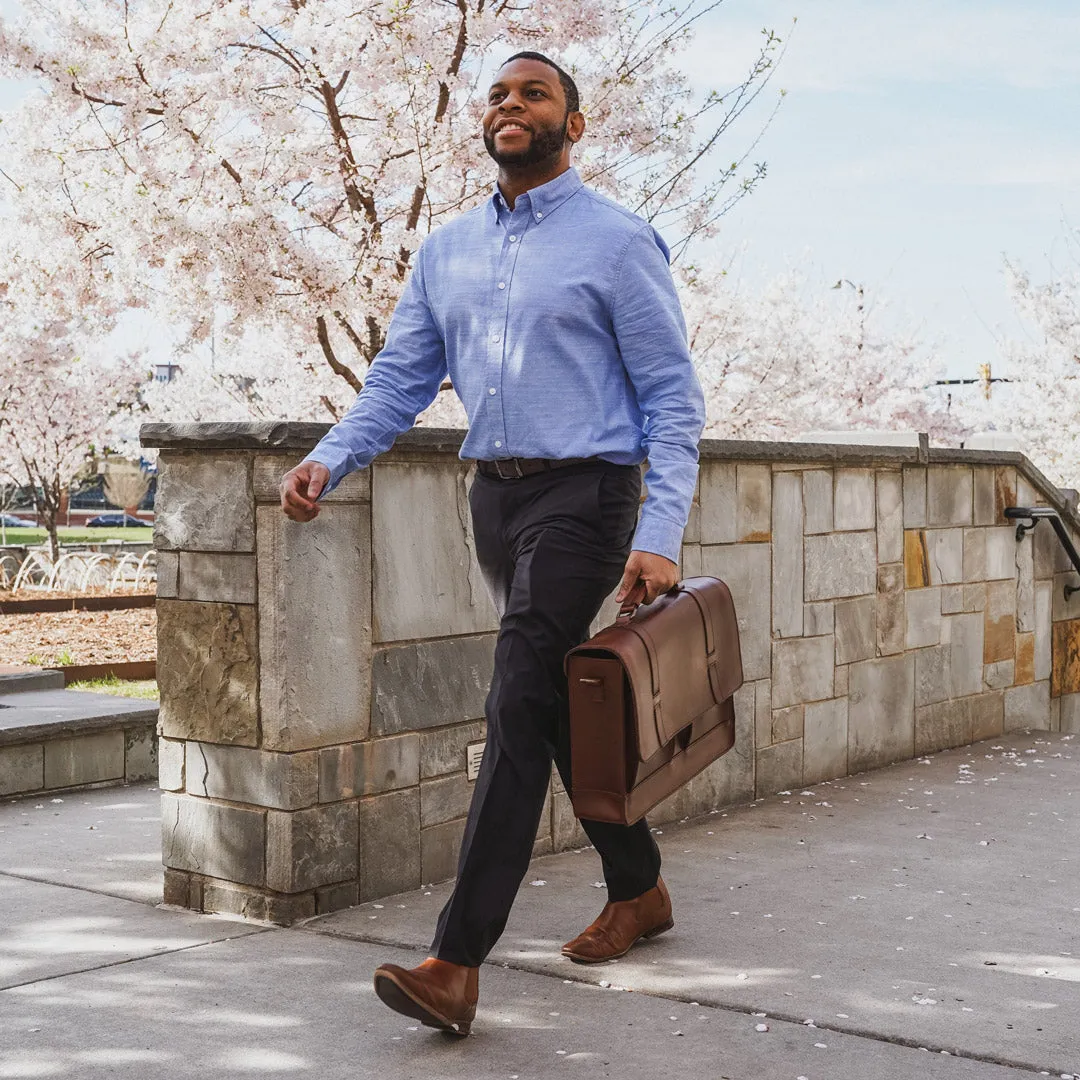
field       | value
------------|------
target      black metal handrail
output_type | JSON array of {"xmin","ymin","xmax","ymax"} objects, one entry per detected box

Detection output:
[{"xmin": 1004, "ymin": 506, "xmax": 1080, "ymax": 600}]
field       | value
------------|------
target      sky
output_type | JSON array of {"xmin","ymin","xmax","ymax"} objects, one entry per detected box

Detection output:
[
  {"xmin": 1, "ymin": 0, "xmax": 1077, "ymax": 386},
  {"xmin": 682, "ymin": 0, "xmax": 1080, "ymax": 379}
]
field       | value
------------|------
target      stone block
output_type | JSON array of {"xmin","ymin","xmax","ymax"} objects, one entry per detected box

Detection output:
[
  {"xmin": 156, "ymin": 552, "xmax": 179, "ymax": 599},
  {"xmin": 1004, "ymin": 681, "xmax": 1050, "ymax": 731},
  {"xmin": 993, "ymin": 467, "xmax": 1016, "ymax": 525},
  {"xmin": 902, "ymin": 467, "xmax": 927, "ymax": 528},
  {"xmin": 926, "ymin": 529, "xmax": 963, "ymax": 585},
  {"xmin": 681, "ymin": 544, "xmax": 703, "ymax": 578},
  {"xmin": 983, "ymin": 660, "xmax": 1015, "ymax": 690},
  {"xmin": 1053, "ymin": 573, "xmax": 1080, "ymax": 622},
  {"xmin": 157, "ymin": 599, "xmax": 259, "ymax": 747},
  {"xmin": 835, "ymin": 596, "xmax": 876, "ymax": 664},
  {"xmin": 876, "ymin": 563, "xmax": 905, "ymax": 656},
  {"xmin": 177, "ymin": 553, "xmax": 256, "ymax": 605},
  {"xmin": 962, "ymin": 529, "xmax": 986, "ymax": 583},
  {"xmin": 941, "ymin": 586, "xmax": 964, "ymax": 614},
  {"xmin": 319, "ymin": 735, "xmax": 419, "ymax": 800},
  {"xmin": 804, "ymin": 698, "xmax": 848, "ymax": 784},
  {"xmin": 124, "ymin": 727, "xmax": 157, "ymax": 782},
  {"xmin": 186, "ymin": 742, "xmax": 318, "ymax": 809},
  {"xmin": 984, "ymin": 580, "xmax": 1016, "ymax": 664},
  {"xmin": 971, "ymin": 692, "xmax": 1004, "ymax": 741},
  {"xmin": 1060, "ymin": 693, "xmax": 1080, "ymax": 733},
  {"xmin": 915, "ymin": 644, "xmax": 951, "ymax": 706},
  {"xmin": 926, "ymin": 466, "xmax": 973, "ymax": 527},
  {"xmin": 701, "ymin": 543, "xmax": 771, "ymax": 681},
  {"xmin": 972, "ymin": 468, "xmax": 995, "ymax": 527},
  {"xmin": 683, "ymin": 501, "xmax": 701, "ymax": 545},
  {"xmin": 754, "ymin": 679, "xmax": 772, "ymax": 748},
  {"xmin": 1033, "ymin": 516, "xmax": 1060, "ymax": 579},
  {"xmin": 358, "ymin": 789, "xmax": 421, "ymax": 900},
  {"xmin": 252, "ymin": 453, "xmax": 370, "ymax": 503},
  {"xmin": 1016, "ymin": 535, "xmax": 1035, "ymax": 631},
  {"xmin": 832, "ymin": 469, "xmax": 875, "ymax": 532},
  {"xmin": 266, "ymin": 801, "xmax": 359, "ymax": 892},
  {"xmin": 371, "ymin": 635, "xmax": 495, "ymax": 737},
  {"xmin": 771, "ymin": 472, "xmax": 803, "ymax": 637},
  {"xmin": 947, "ymin": 613, "xmax": 984, "ymax": 698},
  {"xmin": 0, "ymin": 745, "xmax": 43, "ymax": 796},
  {"xmin": 804, "ymin": 602, "xmax": 834, "ymax": 637},
  {"xmin": 699, "ymin": 462, "xmax": 737, "ymax": 544},
  {"xmin": 963, "ymin": 582, "xmax": 986, "ymax": 613},
  {"xmin": 983, "ymin": 527, "xmax": 1017, "ymax": 582},
  {"xmin": 158, "ymin": 738, "xmax": 185, "ymax": 791},
  {"xmin": 421, "ymin": 772, "xmax": 473, "ymax": 828},
  {"xmin": 1052, "ymin": 619, "xmax": 1080, "ymax": 697},
  {"xmin": 876, "ymin": 472, "xmax": 904, "ymax": 564},
  {"xmin": 372, "ymin": 463, "xmax": 498, "ymax": 642},
  {"xmin": 805, "ymin": 531, "xmax": 876, "ymax": 601},
  {"xmin": 160, "ymin": 792, "xmax": 266, "ymax": 886},
  {"xmin": 43, "ymin": 731, "xmax": 125, "ymax": 789},
  {"xmin": 316, "ymin": 882, "xmax": 360, "ymax": 915},
  {"xmin": 202, "ymin": 879, "xmax": 316, "ymax": 925},
  {"xmin": 904, "ymin": 530, "xmax": 929, "ymax": 589},
  {"xmin": 848, "ymin": 654, "xmax": 915, "ymax": 772},
  {"xmin": 1035, "ymin": 582, "xmax": 1052, "ymax": 681},
  {"xmin": 1051, "ymin": 694, "xmax": 1061, "ymax": 731},
  {"xmin": 552, "ymin": 789, "xmax": 589, "ymax": 850},
  {"xmin": 803, "ymin": 470, "xmax": 833, "ymax": 534},
  {"xmin": 1015, "ymin": 633, "xmax": 1035, "ymax": 685},
  {"xmin": 915, "ymin": 699, "xmax": 972, "ymax": 755},
  {"xmin": 155, "ymin": 452, "xmax": 254, "ymax": 552},
  {"xmin": 257, "ymin": 504, "xmax": 371, "ymax": 752},
  {"xmin": 834, "ymin": 664, "xmax": 849, "ymax": 696},
  {"xmin": 162, "ymin": 868, "xmax": 193, "ymax": 908},
  {"xmin": 737, "ymin": 464, "xmax": 771, "ymax": 541},
  {"xmin": 771, "ymin": 636, "xmax": 835, "ymax": 709},
  {"xmin": 421, "ymin": 818, "xmax": 466, "ymax": 885},
  {"xmin": 755, "ymin": 739, "xmax": 803, "ymax": 798},
  {"xmin": 1015, "ymin": 474, "xmax": 1037, "ymax": 507},
  {"xmin": 419, "ymin": 722, "xmax": 486, "ymax": 780},
  {"xmin": 906, "ymin": 587, "xmax": 941, "ymax": 650},
  {"xmin": 771, "ymin": 705, "xmax": 804, "ymax": 743}
]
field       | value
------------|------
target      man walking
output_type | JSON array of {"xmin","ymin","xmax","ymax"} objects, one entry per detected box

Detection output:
[{"xmin": 280, "ymin": 51, "xmax": 705, "ymax": 1035}]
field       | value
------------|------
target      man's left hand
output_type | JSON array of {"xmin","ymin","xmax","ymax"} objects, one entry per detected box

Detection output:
[{"xmin": 615, "ymin": 550, "xmax": 680, "ymax": 612}]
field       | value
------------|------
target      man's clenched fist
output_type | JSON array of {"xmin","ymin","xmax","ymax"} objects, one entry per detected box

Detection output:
[
  {"xmin": 280, "ymin": 461, "xmax": 331, "ymax": 522},
  {"xmin": 615, "ymin": 549, "xmax": 679, "ymax": 613}
]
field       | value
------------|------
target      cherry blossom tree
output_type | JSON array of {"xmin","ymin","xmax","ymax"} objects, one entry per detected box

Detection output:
[
  {"xmin": 0, "ymin": 0, "xmax": 786, "ymax": 424},
  {"xmin": 680, "ymin": 265, "xmax": 962, "ymax": 443}
]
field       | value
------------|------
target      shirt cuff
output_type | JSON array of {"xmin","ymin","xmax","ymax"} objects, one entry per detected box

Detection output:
[{"xmin": 630, "ymin": 517, "xmax": 684, "ymax": 566}]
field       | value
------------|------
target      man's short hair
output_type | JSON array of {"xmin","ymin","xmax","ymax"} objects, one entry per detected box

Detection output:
[{"xmin": 502, "ymin": 51, "xmax": 580, "ymax": 115}]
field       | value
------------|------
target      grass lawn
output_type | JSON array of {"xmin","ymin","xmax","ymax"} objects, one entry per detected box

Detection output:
[
  {"xmin": 68, "ymin": 677, "xmax": 159, "ymax": 700},
  {"xmin": 0, "ymin": 526, "xmax": 154, "ymax": 546}
]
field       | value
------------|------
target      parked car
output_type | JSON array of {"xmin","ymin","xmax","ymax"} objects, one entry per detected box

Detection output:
[
  {"xmin": 85, "ymin": 513, "xmax": 152, "ymax": 528},
  {"xmin": 0, "ymin": 513, "xmax": 36, "ymax": 528}
]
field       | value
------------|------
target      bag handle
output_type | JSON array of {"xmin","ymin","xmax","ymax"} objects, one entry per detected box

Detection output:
[{"xmin": 616, "ymin": 582, "xmax": 681, "ymax": 622}]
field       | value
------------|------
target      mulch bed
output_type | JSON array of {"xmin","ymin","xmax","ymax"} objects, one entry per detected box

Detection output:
[{"xmin": 0, "ymin": 607, "xmax": 157, "ymax": 667}]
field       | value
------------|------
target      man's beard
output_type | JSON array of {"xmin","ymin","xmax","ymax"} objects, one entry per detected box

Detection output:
[{"xmin": 484, "ymin": 118, "xmax": 568, "ymax": 167}]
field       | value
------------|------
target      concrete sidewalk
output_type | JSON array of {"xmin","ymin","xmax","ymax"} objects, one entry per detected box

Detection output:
[{"xmin": 0, "ymin": 732, "xmax": 1077, "ymax": 1079}]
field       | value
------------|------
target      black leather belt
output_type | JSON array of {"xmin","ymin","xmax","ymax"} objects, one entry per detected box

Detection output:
[{"xmin": 477, "ymin": 456, "xmax": 603, "ymax": 480}]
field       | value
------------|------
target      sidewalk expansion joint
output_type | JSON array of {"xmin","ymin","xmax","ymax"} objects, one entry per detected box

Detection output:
[
  {"xmin": 299, "ymin": 923, "xmax": 1064, "ymax": 1078},
  {"xmin": 0, "ymin": 866, "xmax": 161, "ymax": 907},
  {"xmin": 0, "ymin": 930, "xmax": 274, "ymax": 994}
]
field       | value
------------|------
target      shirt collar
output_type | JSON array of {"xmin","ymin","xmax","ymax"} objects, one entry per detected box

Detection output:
[{"xmin": 489, "ymin": 166, "xmax": 583, "ymax": 223}]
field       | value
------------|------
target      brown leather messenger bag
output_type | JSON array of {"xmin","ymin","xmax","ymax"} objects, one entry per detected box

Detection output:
[{"xmin": 565, "ymin": 576, "xmax": 743, "ymax": 826}]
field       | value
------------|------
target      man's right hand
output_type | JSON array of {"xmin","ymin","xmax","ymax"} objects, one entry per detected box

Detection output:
[{"xmin": 280, "ymin": 461, "xmax": 331, "ymax": 522}]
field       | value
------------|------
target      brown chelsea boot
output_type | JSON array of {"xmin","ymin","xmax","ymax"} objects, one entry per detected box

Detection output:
[
  {"xmin": 561, "ymin": 877, "xmax": 673, "ymax": 963},
  {"xmin": 373, "ymin": 957, "xmax": 479, "ymax": 1036}
]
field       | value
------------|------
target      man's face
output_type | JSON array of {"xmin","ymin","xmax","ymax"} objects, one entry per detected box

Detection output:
[{"xmin": 482, "ymin": 58, "xmax": 571, "ymax": 168}]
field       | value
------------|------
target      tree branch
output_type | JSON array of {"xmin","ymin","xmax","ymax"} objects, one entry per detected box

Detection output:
[{"xmin": 316, "ymin": 315, "xmax": 363, "ymax": 392}]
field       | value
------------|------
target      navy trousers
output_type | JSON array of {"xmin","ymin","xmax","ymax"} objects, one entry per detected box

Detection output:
[{"xmin": 431, "ymin": 462, "xmax": 662, "ymax": 967}]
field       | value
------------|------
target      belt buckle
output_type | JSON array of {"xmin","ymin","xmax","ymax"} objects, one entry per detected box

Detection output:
[{"xmin": 494, "ymin": 458, "xmax": 524, "ymax": 480}]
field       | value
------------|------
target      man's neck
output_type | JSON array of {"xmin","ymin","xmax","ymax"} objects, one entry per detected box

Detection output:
[{"xmin": 497, "ymin": 158, "xmax": 571, "ymax": 210}]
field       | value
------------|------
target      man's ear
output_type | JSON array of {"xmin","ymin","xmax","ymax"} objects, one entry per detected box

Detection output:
[{"xmin": 566, "ymin": 110, "xmax": 585, "ymax": 145}]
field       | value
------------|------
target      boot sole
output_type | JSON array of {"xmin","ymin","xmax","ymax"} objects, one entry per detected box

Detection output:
[
  {"xmin": 373, "ymin": 971, "xmax": 472, "ymax": 1036},
  {"xmin": 562, "ymin": 917, "xmax": 675, "ymax": 964}
]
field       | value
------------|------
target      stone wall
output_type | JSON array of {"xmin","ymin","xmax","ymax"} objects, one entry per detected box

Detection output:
[{"xmin": 143, "ymin": 423, "xmax": 1080, "ymax": 923}]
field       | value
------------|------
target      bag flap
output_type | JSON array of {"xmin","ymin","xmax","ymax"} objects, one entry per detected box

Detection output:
[{"xmin": 567, "ymin": 576, "xmax": 743, "ymax": 762}]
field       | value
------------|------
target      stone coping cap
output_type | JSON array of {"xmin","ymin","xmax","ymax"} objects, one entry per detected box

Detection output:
[
  {"xmin": 0, "ymin": 689, "xmax": 158, "ymax": 746},
  {"xmin": 139, "ymin": 423, "xmax": 1079, "ymax": 531}
]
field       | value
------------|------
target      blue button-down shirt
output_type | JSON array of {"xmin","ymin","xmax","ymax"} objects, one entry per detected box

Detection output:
[{"xmin": 305, "ymin": 167, "xmax": 705, "ymax": 563}]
